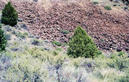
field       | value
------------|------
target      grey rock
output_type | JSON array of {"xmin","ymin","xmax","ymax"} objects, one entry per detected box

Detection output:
[
  {"xmin": 32, "ymin": 40, "xmax": 40, "ymax": 46},
  {"xmin": 0, "ymin": 56, "xmax": 9, "ymax": 64},
  {"xmin": 0, "ymin": 55, "xmax": 11, "ymax": 71},
  {"xmin": 11, "ymin": 48, "xmax": 19, "ymax": 51},
  {"xmin": 4, "ymin": 26, "xmax": 12, "ymax": 32},
  {"xmin": 29, "ymin": 35, "xmax": 34, "ymax": 38},
  {"xmin": 5, "ymin": 34, "xmax": 11, "ymax": 40},
  {"xmin": 0, "ymin": 66, "xmax": 3, "ymax": 71},
  {"xmin": 44, "ymin": 40, "xmax": 49, "ymax": 43},
  {"xmin": 20, "ymin": 24, "xmax": 28, "ymax": 30},
  {"xmin": 113, "ymin": 0, "xmax": 120, "ymax": 3},
  {"xmin": 12, "ymin": 31, "xmax": 16, "ymax": 35},
  {"xmin": 44, "ymin": 48, "xmax": 50, "ymax": 51},
  {"xmin": 35, "ymin": 36, "xmax": 40, "ymax": 39},
  {"xmin": 117, "ymin": 47, "xmax": 122, "ymax": 52},
  {"xmin": 33, "ymin": 0, "xmax": 38, "ymax": 2},
  {"xmin": 0, "ymin": 79, "xmax": 9, "ymax": 82},
  {"xmin": 18, "ymin": 18, "xmax": 23, "ymax": 22}
]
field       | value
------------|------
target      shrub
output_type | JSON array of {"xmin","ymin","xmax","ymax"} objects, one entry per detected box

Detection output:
[
  {"xmin": 119, "ymin": 75, "xmax": 129, "ymax": 82},
  {"xmin": 52, "ymin": 41, "xmax": 62, "ymax": 46},
  {"xmin": 1, "ymin": 2, "xmax": 18, "ymax": 26},
  {"xmin": 32, "ymin": 39, "xmax": 40, "ymax": 46},
  {"xmin": 104, "ymin": 6, "xmax": 112, "ymax": 10},
  {"xmin": 16, "ymin": 32, "xmax": 27, "ymax": 39},
  {"xmin": 108, "ymin": 52, "xmax": 129, "ymax": 71},
  {"xmin": 0, "ymin": 24, "xmax": 2, "ymax": 28},
  {"xmin": 67, "ymin": 26, "xmax": 100, "ymax": 58},
  {"xmin": 93, "ymin": 1, "xmax": 99, "ymax": 5},
  {"xmin": 0, "ymin": 28, "xmax": 7, "ymax": 51},
  {"xmin": 61, "ymin": 30, "xmax": 70, "ymax": 34}
]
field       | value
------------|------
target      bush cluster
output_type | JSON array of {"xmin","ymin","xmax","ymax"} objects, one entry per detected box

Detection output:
[
  {"xmin": 67, "ymin": 26, "xmax": 100, "ymax": 58},
  {"xmin": 0, "ymin": 28, "xmax": 7, "ymax": 51},
  {"xmin": 1, "ymin": 2, "xmax": 18, "ymax": 26},
  {"xmin": 104, "ymin": 6, "xmax": 112, "ymax": 10},
  {"xmin": 52, "ymin": 41, "xmax": 62, "ymax": 46}
]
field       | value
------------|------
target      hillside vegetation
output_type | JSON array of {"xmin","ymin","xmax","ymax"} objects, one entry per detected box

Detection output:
[
  {"xmin": 0, "ymin": 1, "xmax": 128, "ymax": 82},
  {"xmin": 3, "ymin": 0, "xmax": 128, "ymax": 52},
  {"xmin": 0, "ymin": 20, "xmax": 128, "ymax": 81}
]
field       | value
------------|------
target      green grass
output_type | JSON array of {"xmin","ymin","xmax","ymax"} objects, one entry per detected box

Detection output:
[
  {"xmin": 16, "ymin": 32, "xmax": 27, "ymax": 39},
  {"xmin": 93, "ymin": 1, "xmax": 99, "ymax": 5},
  {"xmin": 104, "ymin": 6, "xmax": 112, "ymax": 10},
  {"xmin": 3, "ymin": 48, "xmax": 128, "ymax": 82},
  {"xmin": 52, "ymin": 41, "xmax": 62, "ymax": 46},
  {"xmin": 61, "ymin": 30, "xmax": 70, "ymax": 34}
]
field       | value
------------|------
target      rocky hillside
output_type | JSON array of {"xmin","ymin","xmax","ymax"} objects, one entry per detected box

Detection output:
[
  {"xmin": 0, "ymin": 12, "xmax": 129, "ymax": 82},
  {"xmin": 0, "ymin": 1, "xmax": 129, "ymax": 82}
]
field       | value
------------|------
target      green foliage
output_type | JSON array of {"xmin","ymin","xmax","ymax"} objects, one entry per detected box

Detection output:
[
  {"xmin": 16, "ymin": 32, "xmax": 28, "ymax": 39},
  {"xmin": 61, "ymin": 30, "xmax": 70, "ymax": 34},
  {"xmin": 0, "ymin": 24, "xmax": 2, "ymax": 28},
  {"xmin": 104, "ymin": 6, "xmax": 112, "ymax": 10},
  {"xmin": 119, "ymin": 75, "xmax": 129, "ymax": 82},
  {"xmin": 56, "ymin": 48, "xmax": 62, "ymax": 51},
  {"xmin": 93, "ymin": 1, "xmax": 99, "ymax": 4},
  {"xmin": 0, "ymin": 28, "xmax": 7, "ymax": 51},
  {"xmin": 53, "ymin": 51, "xmax": 58, "ymax": 56},
  {"xmin": 108, "ymin": 52, "xmax": 129, "ymax": 71},
  {"xmin": 1, "ymin": 2, "xmax": 18, "ymax": 26},
  {"xmin": 118, "ymin": 51, "xmax": 126, "ymax": 57},
  {"xmin": 67, "ymin": 26, "xmax": 100, "ymax": 58},
  {"xmin": 52, "ymin": 41, "xmax": 62, "ymax": 46}
]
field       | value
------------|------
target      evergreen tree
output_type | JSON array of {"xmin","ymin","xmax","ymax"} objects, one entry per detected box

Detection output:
[
  {"xmin": 1, "ymin": 2, "xmax": 18, "ymax": 26},
  {"xmin": 0, "ymin": 28, "xmax": 7, "ymax": 51},
  {"xmin": 67, "ymin": 26, "xmax": 100, "ymax": 58}
]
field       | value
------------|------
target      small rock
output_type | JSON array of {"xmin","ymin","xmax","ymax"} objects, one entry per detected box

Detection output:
[
  {"xmin": 12, "ymin": 31, "xmax": 16, "ymax": 35},
  {"xmin": 113, "ymin": 0, "xmax": 120, "ymax": 3},
  {"xmin": 18, "ymin": 18, "xmax": 23, "ymax": 22},
  {"xmin": 44, "ymin": 48, "xmax": 50, "ymax": 51},
  {"xmin": 33, "ymin": 0, "xmax": 38, "ymax": 2},
  {"xmin": 11, "ymin": 48, "xmax": 19, "ymax": 51},
  {"xmin": 0, "ymin": 79, "xmax": 9, "ymax": 82},
  {"xmin": 125, "ymin": 48, "xmax": 129, "ymax": 51},
  {"xmin": 5, "ymin": 34, "xmax": 11, "ymax": 40},
  {"xmin": 87, "ymin": 63, "xmax": 92, "ymax": 68},
  {"xmin": 1, "ymin": 56, "xmax": 8, "ymax": 64},
  {"xmin": 29, "ymin": 35, "xmax": 34, "ymax": 38},
  {"xmin": 117, "ymin": 47, "xmax": 122, "ymax": 52},
  {"xmin": 0, "ymin": 66, "xmax": 3, "ymax": 71},
  {"xmin": 5, "ymin": 26, "xmax": 12, "ymax": 32},
  {"xmin": 20, "ymin": 24, "xmax": 28, "ymax": 30},
  {"xmin": 32, "ymin": 40, "xmax": 40, "ymax": 46},
  {"xmin": 35, "ymin": 36, "xmax": 40, "ymax": 39},
  {"xmin": 44, "ymin": 40, "xmax": 49, "ymax": 43}
]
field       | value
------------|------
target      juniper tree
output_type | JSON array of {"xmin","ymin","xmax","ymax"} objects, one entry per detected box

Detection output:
[
  {"xmin": 67, "ymin": 26, "xmax": 100, "ymax": 58},
  {"xmin": 2, "ymin": 2, "xmax": 18, "ymax": 26},
  {"xmin": 0, "ymin": 28, "xmax": 7, "ymax": 51}
]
